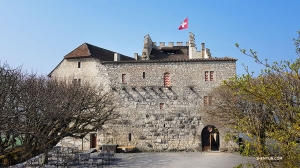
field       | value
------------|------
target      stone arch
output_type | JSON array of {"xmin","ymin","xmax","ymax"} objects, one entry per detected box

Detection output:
[{"xmin": 201, "ymin": 125, "xmax": 220, "ymax": 151}]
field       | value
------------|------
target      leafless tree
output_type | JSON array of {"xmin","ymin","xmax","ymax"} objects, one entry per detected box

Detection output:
[{"xmin": 0, "ymin": 63, "xmax": 117, "ymax": 166}]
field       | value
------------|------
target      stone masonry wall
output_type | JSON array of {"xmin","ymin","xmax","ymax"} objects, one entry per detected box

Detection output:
[
  {"xmin": 51, "ymin": 58, "xmax": 236, "ymax": 151},
  {"xmin": 96, "ymin": 60, "xmax": 236, "ymax": 151}
]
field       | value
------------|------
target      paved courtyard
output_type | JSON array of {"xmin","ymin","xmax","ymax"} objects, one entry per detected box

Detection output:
[
  {"xmin": 12, "ymin": 151, "xmax": 257, "ymax": 168},
  {"xmin": 106, "ymin": 152, "xmax": 256, "ymax": 168}
]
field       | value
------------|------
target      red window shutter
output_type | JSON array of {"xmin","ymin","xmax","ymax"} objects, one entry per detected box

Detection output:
[
  {"xmin": 204, "ymin": 96, "xmax": 208, "ymax": 106},
  {"xmin": 205, "ymin": 71, "xmax": 209, "ymax": 81},
  {"xmin": 210, "ymin": 71, "xmax": 214, "ymax": 81},
  {"xmin": 164, "ymin": 72, "xmax": 170, "ymax": 87},
  {"xmin": 122, "ymin": 74, "xmax": 126, "ymax": 83}
]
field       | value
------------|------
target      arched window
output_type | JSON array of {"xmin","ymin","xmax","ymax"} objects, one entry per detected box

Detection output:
[{"xmin": 164, "ymin": 72, "xmax": 170, "ymax": 87}]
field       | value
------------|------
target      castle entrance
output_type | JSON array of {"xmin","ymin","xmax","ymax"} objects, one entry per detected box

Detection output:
[{"xmin": 201, "ymin": 125, "xmax": 219, "ymax": 151}]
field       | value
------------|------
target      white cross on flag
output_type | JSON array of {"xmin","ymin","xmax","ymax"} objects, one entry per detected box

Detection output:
[{"xmin": 178, "ymin": 18, "xmax": 188, "ymax": 30}]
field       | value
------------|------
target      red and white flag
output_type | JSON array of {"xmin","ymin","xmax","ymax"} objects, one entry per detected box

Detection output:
[{"xmin": 178, "ymin": 18, "xmax": 188, "ymax": 30}]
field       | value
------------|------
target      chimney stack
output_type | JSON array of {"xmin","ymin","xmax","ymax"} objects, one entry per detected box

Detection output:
[
  {"xmin": 134, "ymin": 53, "xmax": 139, "ymax": 60},
  {"xmin": 114, "ymin": 53, "xmax": 120, "ymax": 61},
  {"xmin": 201, "ymin": 43, "xmax": 205, "ymax": 58}
]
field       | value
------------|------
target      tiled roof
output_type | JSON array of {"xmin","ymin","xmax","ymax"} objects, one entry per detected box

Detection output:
[
  {"xmin": 64, "ymin": 43, "xmax": 134, "ymax": 61},
  {"xmin": 101, "ymin": 57, "xmax": 237, "ymax": 64}
]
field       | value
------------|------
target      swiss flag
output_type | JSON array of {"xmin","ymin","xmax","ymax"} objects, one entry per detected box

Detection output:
[{"xmin": 178, "ymin": 18, "xmax": 188, "ymax": 30}]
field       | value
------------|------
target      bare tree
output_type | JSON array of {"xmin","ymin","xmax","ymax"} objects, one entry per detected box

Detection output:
[{"xmin": 0, "ymin": 63, "xmax": 117, "ymax": 166}]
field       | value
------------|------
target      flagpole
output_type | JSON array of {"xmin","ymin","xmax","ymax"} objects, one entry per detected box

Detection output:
[{"xmin": 187, "ymin": 16, "xmax": 189, "ymax": 45}]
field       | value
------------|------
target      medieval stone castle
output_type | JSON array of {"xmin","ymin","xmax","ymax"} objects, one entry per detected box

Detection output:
[{"xmin": 49, "ymin": 32, "xmax": 237, "ymax": 152}]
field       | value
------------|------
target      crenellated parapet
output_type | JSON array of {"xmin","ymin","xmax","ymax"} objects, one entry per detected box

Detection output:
[{"xmin": 141, "ymin": 32, "xmax": 212, "ymax": 60}]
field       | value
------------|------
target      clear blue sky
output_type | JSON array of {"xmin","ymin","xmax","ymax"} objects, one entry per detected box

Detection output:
[{"xmin": 0, "ymin": 0, "xmax": 299, "ymax": 76}]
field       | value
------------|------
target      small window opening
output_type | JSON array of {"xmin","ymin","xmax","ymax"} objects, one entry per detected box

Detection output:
[
  {"xmin": 143, "ymin": 72, "xmax": 145, "ymax": 78},
  {"xmin": 204, "ymin": 96, "xmax": 208, "ymax": 106},
  {"xmin": 204, "ymin": 96, "xmax": 212, "ymax": 106},
  {"xmin": 122, "ymin": 74, "xmax": 126, "ymax": 83},
  {"xmin": 128, "ymin": 133, "xmax": 132, "ymax": 141},
  {"xmin": 73, "ymin": 79, "xmax": 81, "ymax": 86},
  {"xmin": 78, "ymin": 62, "xmax": 81, "ymax": 68},
  {"xmin": 205, "ymin": 71, "xmax": 209, "ymax": 81},
  {"xmin": 210, "ymin": 71, "xmax": 214, "ymax": 81},
  {"xmin": 160, "ymin": 103, "xmax": 164, "ymax": 109}
]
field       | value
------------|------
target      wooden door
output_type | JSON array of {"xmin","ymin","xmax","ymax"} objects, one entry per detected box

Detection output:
[{"xmin": 90, "ymin": 133, "xmax": 97, "ymax": 148}]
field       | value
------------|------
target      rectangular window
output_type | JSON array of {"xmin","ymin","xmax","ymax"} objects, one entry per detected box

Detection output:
[
  {"xmin": 204, "ymin": 96, "xmax": 208, "ymax": 106},
  {"xmin": 205, "ymin": 71, "xmax": 214, "ymax": 81},
  {"xmin": 78, "ymin": 79, "xmax": 81, "ymax": 86},
  {"xmin": 210, "ymin": 71, "xmax": 214, "ymax": 81},
  {"xmin": 122, "ymin": 74, "xmax": 126, "ymax": 83},
  {"xmin": 128, "ymin": 133, "xmax": 132, "ymax": 141},
  {"xmin": 205, "ymin": 71, "xmax": 209, "ymax": 81},
  {"xmin": 208, "ymin": 96, "xmax": 212, "ymax": 106},
  {"xmin": 160, "ymin": 103, "xmax": 164, "ymax": 109},
  {"xmin": 143, "ymin": 72, "xmax": 145, "ymax": 78},
  {"xmin": 73, "ymin": 79, "xmax": 81, "ymax": 86},
  {"xmin": 204, "ymin": 96, "xmax": 212, "ymax": 106},
  {"xmin": 78, "ymin": 62, "xmax": 81, "ymax": 68}
]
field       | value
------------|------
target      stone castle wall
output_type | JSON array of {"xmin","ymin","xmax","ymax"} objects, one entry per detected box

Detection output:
[
  {"xmin": 51, "ymin": 58, "xmax": 236, "ymax": 151},
  {"xmin": 95, "ymin": 60, "xmax": 236, "ymax": 151}
]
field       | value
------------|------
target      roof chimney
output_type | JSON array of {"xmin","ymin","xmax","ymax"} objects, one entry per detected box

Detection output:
[
  {"xmin": 134, "ymin": 53, "xmax": 139, "ymax": 60},
  {"xmin": 114, "ymin": 53, "xmax": 120, "ymax": 61},
  {"xmin": 201, "ymin": 43, "xmax": 205, "ymax": 58}
]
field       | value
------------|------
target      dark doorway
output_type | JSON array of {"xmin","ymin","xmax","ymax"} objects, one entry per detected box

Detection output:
[
  {"xmin": 90, "ymin": 133, "xmax": 97, "ymax": 148},
  {"xmin": 201, "ymin": 125, "xmax": 219, "ymax": 151}
]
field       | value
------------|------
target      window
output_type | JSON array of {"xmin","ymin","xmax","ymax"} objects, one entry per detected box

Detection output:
[
  {"xmin": 160, "ymin": 103, "xmax": 164, "ymax": 109},
  {"xmin": 205, "ymin": 71, "xmax": 209, "ymax": 81},
  {"xmin": 78, "ymin": 62, "xmax": 81, "ymax": 68},
  {"xmin": 122, "ymin": 74, "xmax": 126, "ymax": 83},
  {"xmin": 209, "ymin": 96, "xmax": 212, "ymax": 105},
  {"xmin": 204, "ymin": 96, "xmax": 212, "ymax": 106},
  {"xmin": 73, "ymin": 79, "xmax": 81, "ymax": 86},
  {"xmin": 210, "ymin": 71, "xmax": 214, "ymax": 81},
  {"xmin": 128, "ymin": 133, "xmax": 132, "ymax": 141},
  {"xmin": 205, "ymin": 71, "xmax": 214, "ymax": 81},
  {"xmin": 143, "ymin": 72, "xmax": 145, "ymax": 78},
  {"xmin": 164, "ymin": 72, "xmax": 170, "ymax": 87}
]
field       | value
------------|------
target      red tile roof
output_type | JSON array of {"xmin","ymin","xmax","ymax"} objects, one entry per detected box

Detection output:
[
  {"xmin": 101, "ymin": 57, "xmax": 237, "ymax": 64},
  {"xmin": 64, "ymin": 43, "xmax": 134, "ymax": 61}
]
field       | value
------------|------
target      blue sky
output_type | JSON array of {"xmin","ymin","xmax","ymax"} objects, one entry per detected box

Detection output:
[{"xmin": 0, "ymin": 0, "xmax": 299, "ymax": 76}]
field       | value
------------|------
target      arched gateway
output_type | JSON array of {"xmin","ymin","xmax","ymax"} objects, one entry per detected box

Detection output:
[{"xmin": 201, "ymin": 125, "xmax": 220, "ymax": 151}]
